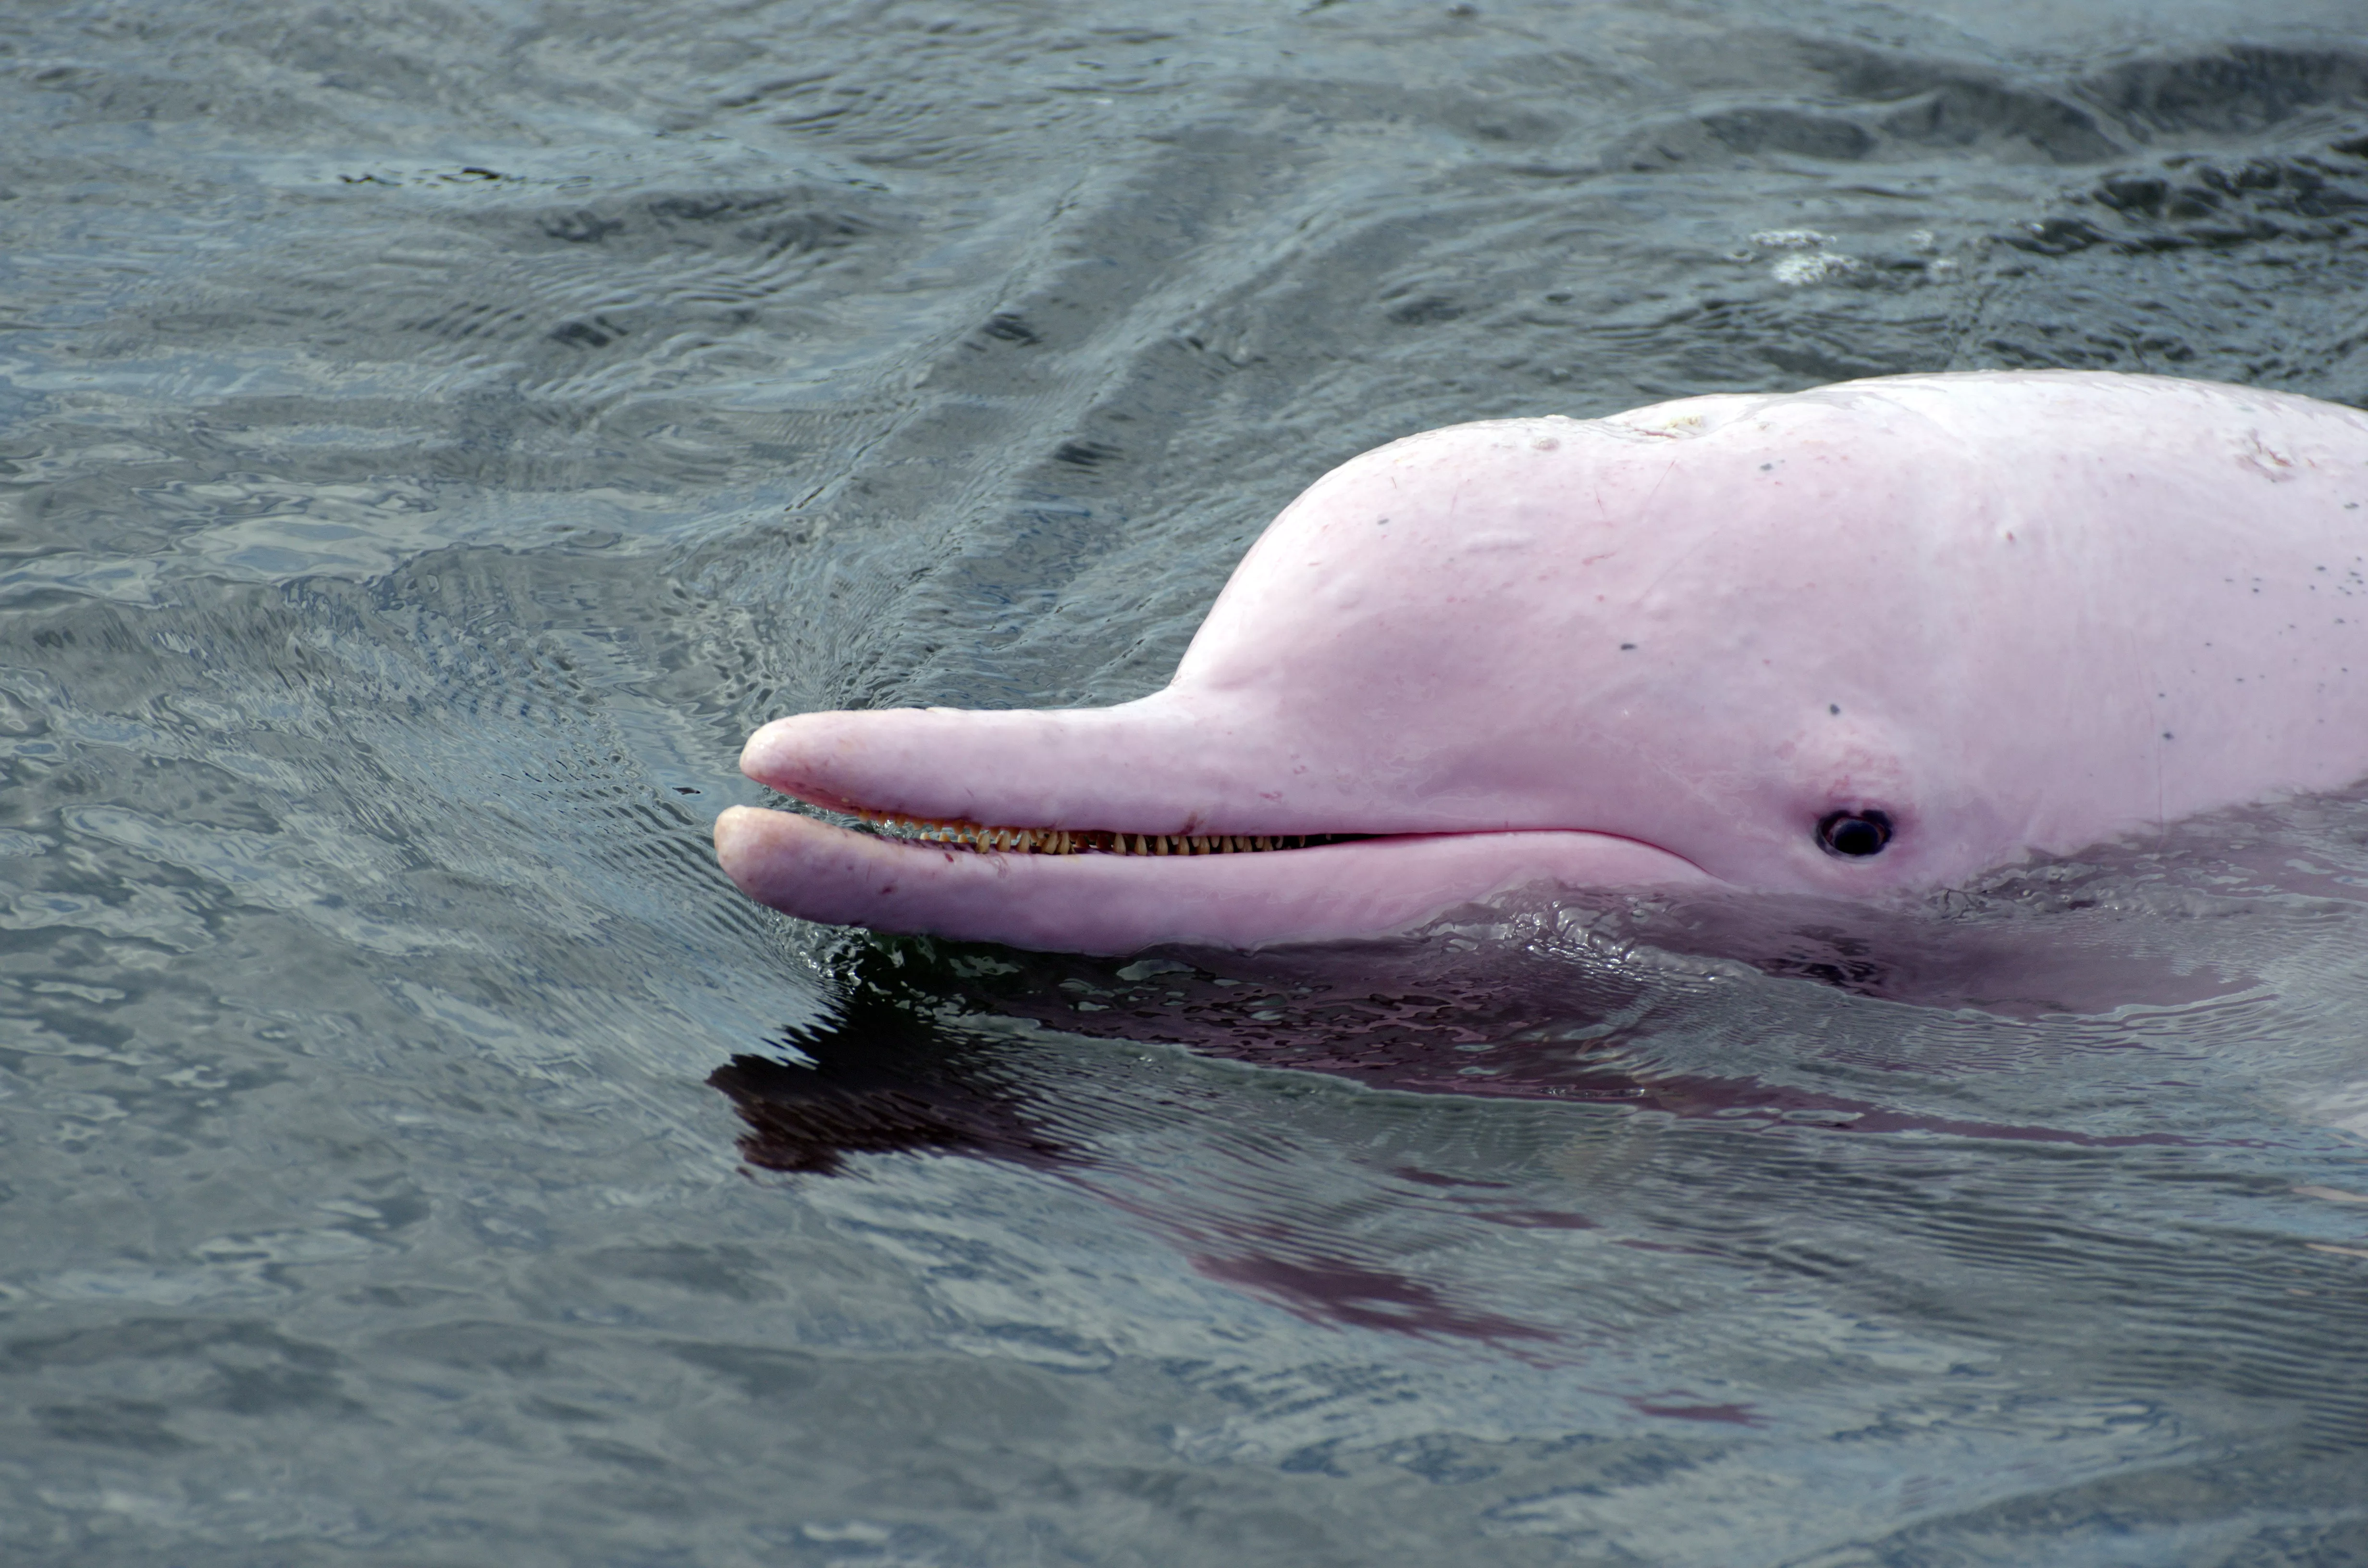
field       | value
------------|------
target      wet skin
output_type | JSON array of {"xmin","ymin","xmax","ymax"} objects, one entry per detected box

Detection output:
[{"xmin": 718, "ymin": 371, "xmax": 2368, "ymax": 954}]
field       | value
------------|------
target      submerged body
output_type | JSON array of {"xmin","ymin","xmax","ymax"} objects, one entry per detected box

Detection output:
[{"xmin": 717, "ymin": 371, "xmax": 2368, "ymax": 954}]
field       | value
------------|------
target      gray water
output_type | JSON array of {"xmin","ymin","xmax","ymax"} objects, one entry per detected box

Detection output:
[{"xmin": 7, "ymin": 1, "xmax": 2368, "ymax": 1562}]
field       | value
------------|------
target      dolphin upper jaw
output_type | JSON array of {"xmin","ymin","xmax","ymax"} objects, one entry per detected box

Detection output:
[
  {"xmin": 735, "ymin": 697, "xmax": 1565, "ymax": 842},
  {"xmin": 738, "ymin": 697, "xmax": 1282, "ymax": 833}
]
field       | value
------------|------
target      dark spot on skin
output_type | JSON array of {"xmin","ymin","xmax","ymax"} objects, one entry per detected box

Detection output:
[
  {"xmin": 1828, "ymin": 703, "xmax": 1840, "ymax": 715},
  {"xmin": 2163, "ymin": 731, "xmax": 2174, "ymax": 740},
  {"xmin": 1620, "ymin": 642, "xmax": 1637, "ymax": 650},
  {"xmin": 1376, "ymin": 516, "xmax": 1390, "ymax": 525},
  {"xmin": 1817, "ymin": 809, "xmax": 1891, "ymax": 858},
  {"xmin": 1760, "ymin": 463, "xmax": 1774, "ymax": 471}
]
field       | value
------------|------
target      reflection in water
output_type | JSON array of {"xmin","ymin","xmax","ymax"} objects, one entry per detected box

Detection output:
[
  {"xmin": 717, "ymin": 836, "xmax": 2290, "ymax": 1170},
  {"xmin": 709, "ymin": 821, "xmax": 2344, "ymax": 1343},
  {"xmin": 709, "ymin": 980, "xmax": 1066, "ymax": 1175},
  {"xmin": 710, "ymin": 1006, "xmax": 1586, "ymax": 1342},
  {"xmin": 711, "ymin": 1050, "xmax": 1061, "ymax": 1175},
  {"xmin": 1188, "ymin": 1237, "xmax": 1560, "ymax": 1344}
]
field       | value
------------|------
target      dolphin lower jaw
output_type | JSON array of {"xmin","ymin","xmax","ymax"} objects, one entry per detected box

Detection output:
[{"xmin": 713, "ymin": 806, "xmax": 1714, "ymax": 953}]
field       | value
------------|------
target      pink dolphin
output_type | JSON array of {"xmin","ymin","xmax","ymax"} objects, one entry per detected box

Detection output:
[{"xmin": 716, "ymin": 370, "xmax": 2368, "ymax": 954}]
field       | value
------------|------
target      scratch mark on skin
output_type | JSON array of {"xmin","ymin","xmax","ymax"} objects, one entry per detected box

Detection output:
[{"xmin": 1638, "ymin": 454, "xmax": 1721, "ymax": 604}]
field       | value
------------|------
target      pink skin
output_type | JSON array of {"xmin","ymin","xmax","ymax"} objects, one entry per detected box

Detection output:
[{"xmin": 717, "ymin": 370, "xmax": 2368, "ymax": 954}]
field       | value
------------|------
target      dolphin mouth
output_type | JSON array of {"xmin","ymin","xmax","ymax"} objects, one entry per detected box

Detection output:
[
  {"xmin": 715, "ymin": 802, "xmax": 1714, "ymax": 955},
  {"xmin": 718, "ymin": 705, "xmax": 1715, "ymax": 952},
  {"xmin": 846, "ymin": 808, "xmax": 1369, "ymax": 858}
]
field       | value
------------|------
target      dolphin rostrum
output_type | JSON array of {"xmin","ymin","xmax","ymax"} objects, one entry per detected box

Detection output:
[{"xmin": 716, "ymin": 370, "xmax": 2368, "ymax": 954}]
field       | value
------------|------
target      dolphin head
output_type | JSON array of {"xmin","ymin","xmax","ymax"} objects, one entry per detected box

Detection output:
[{"xmin": 717, "ymin": 372, "xmax": 2368, "ymax": 953}]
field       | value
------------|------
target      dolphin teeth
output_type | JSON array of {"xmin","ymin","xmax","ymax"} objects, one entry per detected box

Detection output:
[{"xmin": 846, "ymin": 813, "xmax": 1364, "ymax": 858}]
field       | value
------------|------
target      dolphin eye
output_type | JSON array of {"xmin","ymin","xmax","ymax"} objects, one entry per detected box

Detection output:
[{"xmin": 1816, "ymin": 809, "xmax": 1892, "ymax": 858}]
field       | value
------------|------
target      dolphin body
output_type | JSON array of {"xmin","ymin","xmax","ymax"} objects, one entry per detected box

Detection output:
[{"xmin": 716, "ymin": 370, "xmax": 2368, "ymax": 955}]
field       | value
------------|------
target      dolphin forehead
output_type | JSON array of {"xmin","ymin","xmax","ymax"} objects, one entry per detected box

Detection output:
[
  {"xmin": 1178, "ymin": 395, "xmax": 1965, "ymax": 694},
  {"xmin": 1168, "ymin": 398, "xmax": 1975, "ymax": 817}
]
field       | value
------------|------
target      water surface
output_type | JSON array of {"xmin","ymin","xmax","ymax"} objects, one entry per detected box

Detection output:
[{"xmin": 5, "ymin": 1, "xmax": 2368, "ymax": 1562}]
